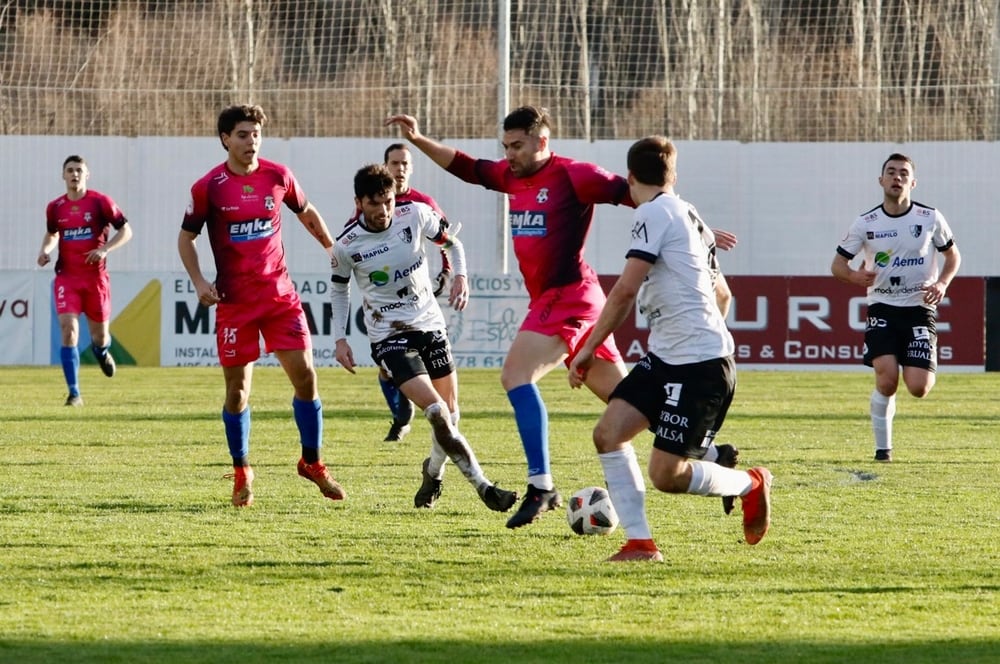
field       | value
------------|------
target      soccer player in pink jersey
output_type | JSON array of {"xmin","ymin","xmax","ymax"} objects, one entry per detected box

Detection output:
[
  {"xmin": 37, "ymin": 155, "xmax": 133, "ymax": 407},
  {"xmin": 387, "ymin": 106, "xmax": 739, "ymax": 528},
  {"xmin": 177, "ymin": 104, "xmax": 345, "ymax": 507}
]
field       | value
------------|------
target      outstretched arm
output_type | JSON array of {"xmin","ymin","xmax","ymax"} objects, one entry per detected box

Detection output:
[{"xmin": 385, "ymin": 114, "xmax": 458, "ymax": 171}]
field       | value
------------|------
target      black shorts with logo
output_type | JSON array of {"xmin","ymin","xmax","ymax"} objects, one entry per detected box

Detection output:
[
  {"xmin": 371, "ymin": 330, "xmax": 455, "ymax": 386},
  {"xmin": 863, "ymin": 303, "xmax": 937, "ymax": 371},
  {"xmin": 609, "ymin": 353, "xmax": 736, "ymax": 459}
]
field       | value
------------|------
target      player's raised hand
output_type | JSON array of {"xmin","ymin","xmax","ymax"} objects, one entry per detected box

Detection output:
[{"xmin": 385, "ymin": 114, "xmax": 421, "ymax": 141}]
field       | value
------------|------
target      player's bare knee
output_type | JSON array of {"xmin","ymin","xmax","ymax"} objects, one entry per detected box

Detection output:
[{"xmin": 650, "ymin": 472, "xmax": 687, "ymax": 494}]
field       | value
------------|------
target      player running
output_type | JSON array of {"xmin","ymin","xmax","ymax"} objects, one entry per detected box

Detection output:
[
  {"xmin": 831, "ymin": 153, "xmax": 961, "ymax": 462},
  {"xmin": 569, "ymin": 136, "xmax": 772, "ymax": 561},
  {"xmin": 332, "ymin": 164, "xmax": 517, "ymax": 513},
  {"xmin": 386, "ymin": 106, "xmax": 739, "ymax": 529},
  {"xmin": 346, "ymin": 143, "xmax": 459, "ymax": 442},
  {"xmin": 38, "ymin": 155, "xmax": 133, "ymax": 406}
]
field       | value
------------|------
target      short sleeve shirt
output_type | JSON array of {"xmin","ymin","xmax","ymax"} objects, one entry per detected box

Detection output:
[
  {"xmin": 182, "ymin": 158, "xmax": 307, "ymax": 304},
  {"xmin": 330, "ymin": 201, "xmax": 448, "ymax": 343},
  {"xmin": 45, "ymin": 189, "xmax": 127, "ymax": 277},
  {"xmin": 447, "ymin": 152, "xmax": 631, "ymax": 300},
  {"xmin": 836, "ymin": 202, "xmax": 956, "ymax": 308},
  {"xmin": 627, "ymin": 191, "xmax": 734, "ymax": 364}
]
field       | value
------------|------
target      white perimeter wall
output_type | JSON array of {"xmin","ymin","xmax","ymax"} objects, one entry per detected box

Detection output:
[{"xmin": 1, "ymin": 136, "xmax": 998, "ymax": 278}]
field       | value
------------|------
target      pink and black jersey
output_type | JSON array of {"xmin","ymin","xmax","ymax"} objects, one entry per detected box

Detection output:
[
  {"xmin": 447, "ymin": 152, "xmax": 631, "ymax": 300},
  {"xmin": 182, "ymin": 158, "xmax": 307, "ymax": 304},
  {"xmin": 45, "ymin": 190, "xmax": 127, "ymax": 277}
]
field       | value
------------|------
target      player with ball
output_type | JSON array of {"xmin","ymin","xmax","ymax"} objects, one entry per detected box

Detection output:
[{"xmin": 569, "ymin": 136, "xmax": 772, "ymax": 562}]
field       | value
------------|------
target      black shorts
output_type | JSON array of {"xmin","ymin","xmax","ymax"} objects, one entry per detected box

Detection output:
[
  {"xmin": 371, "ymin": 330, "xmax": 455, "ymax": 386},
  {"xmin": 863, "ymin": 303, "xmax": 937, "ymax": 371},
  {"xmin": 609, "ymin": 353, "xmax": 736, "ymax": 459}
]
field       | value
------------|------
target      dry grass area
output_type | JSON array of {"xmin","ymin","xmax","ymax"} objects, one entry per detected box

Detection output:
[{"xmin": 0, "ymin": 0, "xmax": 996, "ymax": 140}]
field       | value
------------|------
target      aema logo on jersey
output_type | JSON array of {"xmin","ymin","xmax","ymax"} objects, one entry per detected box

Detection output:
[
  {"xmin": 228, "ymin": 218, "xmax": 275, "ymax": 242},
  {"xmin": 63, "ymin": 227, "xmax": 94, "ymax": 241},
  {"xmin": 510, "ymin": 211, "xmax": 547, "ymax": 237},
  {"xmin": 874, "ymin": 250, "xmax": 892, "ymax": 268}
]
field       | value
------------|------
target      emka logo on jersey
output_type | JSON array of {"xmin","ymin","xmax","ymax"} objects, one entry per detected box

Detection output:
[
  {"xmin": 510, "ymin": 211, "xmax": 546, "ymax": 237},
  {"xmin": 228, "ymin": 218, "xmax": 275, "ymax": 242},
  {"xmin": 63, "ymin": 227, "xmax": 94, "ymax": 241}
]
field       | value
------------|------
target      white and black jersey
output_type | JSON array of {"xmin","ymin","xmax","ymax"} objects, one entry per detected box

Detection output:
[
  {"xmin": 837, "ymin": 201, "xmax": 955, "ymax": 309},
  {"xmin": 330, "ymin": 201, "xmax": 465, "ymax": 343},
  {"xmin": 627, "ymin": 191, "xmax": 734, "ymax": 364}
]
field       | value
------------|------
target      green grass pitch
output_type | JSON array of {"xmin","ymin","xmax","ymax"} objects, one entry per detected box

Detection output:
[{"xmin": 0, "ymin": 366, "xmax": 997, "ymax": 663}]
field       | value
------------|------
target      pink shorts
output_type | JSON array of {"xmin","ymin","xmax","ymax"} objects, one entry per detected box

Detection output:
[
  {"xmin": 53, "ymin": 272, "xmax": 110, "ymax": 322},
  {"xmin": 214, "ymin": 291, "xmax": 311, "ymax": 367},
  {"xmin": 521, "ymin": 279, "xmax": 622, "ymax": 367}
]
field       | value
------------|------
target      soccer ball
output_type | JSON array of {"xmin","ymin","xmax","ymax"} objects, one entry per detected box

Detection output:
[{"xmin": 566, "ymin": 486, "xmax": 619, "ymax": 535}]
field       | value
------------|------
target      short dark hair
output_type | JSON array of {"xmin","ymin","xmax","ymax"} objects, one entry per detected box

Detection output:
[
  {"xmin": 881, "ymin": 152, "xmax": 914, "ymax": 174},
  {"xmin": 503, "ymin": 106, "xmax": 552, "ymax": 135},
  {"xmin": 62, "ymin": 155, "xmax": 86, "ymax": 169},
  {"xmin": 354, "ymin": 163, "xmax": 396, "ymax": 200},
  {"xmin": 217, "ymin": 104, "xmax": 267, "ymax": 148},
  {"xmin": 627, "ymin": 136, "xmax": 677, "ymax": 187},
  {"xmin": 383, "ymin": 143, "xmax": 408, "ymax": 163}
]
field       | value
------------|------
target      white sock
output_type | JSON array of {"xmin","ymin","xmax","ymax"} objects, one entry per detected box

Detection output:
[
  {"xmin": 702, "ymin": 444, "xmax": 719, "ymax": 463},
  {"xmin": 871, "ymin": 390, "xmax": 895, "ymax": 451},
  {"xmin": 599, "ymin": 445, "xmax": 651, "ymax": 541},
  {"xmin": 425, "ymin": 403, "xmax": 488, "ymax": 489},
  {"xmin": 452, "ymin": 430, "xmax": 489, "ymax": 490},
  {"xmin": 527, "ymin": 473, "xmax": 554, "ymax": 491},
  {"xmin": 427, "ymin": 437, "xmax": 448, "ymax": 479},
  {"xmin": 687, "ymin": 460, "xmax": 753, "ymax": 497}
]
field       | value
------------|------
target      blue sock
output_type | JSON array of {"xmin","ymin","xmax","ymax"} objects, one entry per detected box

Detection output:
[
  {"xmin": 378, "ymin": 376, "xmax": 400, "ymax": 419},
  {"xmin": 60, "ymin": 346, "xmax": 80, "ymax": 397},
  {"xmin": 222, "ymin": 407, "xmax": 250, "ymax": 464},
  {"xmin": 293, "ymin": 397, "xmax": 323, "ymax": 463},
  {"xmin": 507, "ymin": 383, "xmax": 549, "ymax": 479},
  {"xmin": 396, "ymin": 391, "xmax": 414, "ymax": 425}
]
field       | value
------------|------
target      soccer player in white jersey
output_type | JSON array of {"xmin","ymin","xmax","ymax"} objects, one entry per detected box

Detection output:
[
  {"xmin": 832, "ymin": 153, "xmax": 961, "ymax": 463},
  {"xmin": 331, "ymin": 164, "xmax": 518, "ymax": 513},
  {"xmin": 569, "ymin": 136, "xmax": 772, "ymax": 562}
]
